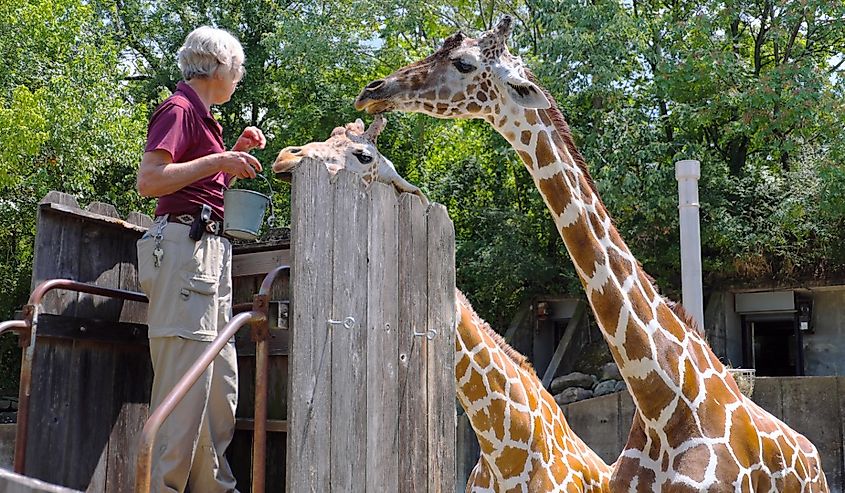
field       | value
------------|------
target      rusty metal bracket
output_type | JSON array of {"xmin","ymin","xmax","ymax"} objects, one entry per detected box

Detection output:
[
  {"xmin": 18, "ymin": 305, "xmax": 34, "ymax": 348},
  {"xmin": 251, "ymin": 293, "xmax": 271, "ymax": 343}
]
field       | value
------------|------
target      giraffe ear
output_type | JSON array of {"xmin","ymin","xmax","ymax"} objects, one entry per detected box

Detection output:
[
  {"xmin": 506, "ymin": 80, "xmax": 551, "ymax": 109},
  {"xmin": 497, "ymin": 64, "xmax": 551, "ymax": 109}
]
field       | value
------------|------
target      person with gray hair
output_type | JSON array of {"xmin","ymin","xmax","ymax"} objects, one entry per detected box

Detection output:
[{"xmin": 136, "ymin": 26, "xmax": 264, "ymax": 493}]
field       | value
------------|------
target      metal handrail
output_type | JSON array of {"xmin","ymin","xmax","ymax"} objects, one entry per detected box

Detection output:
[
  {"xmin": 135, "ymin": 264, "xmax": 290, "ymax": 493},
  {"xmin": 0, "ymin": 320, "xmax": 27, "ymax": 338},
  {"xmin": 13, "ymin": 278, "xmax": 149, "ymax": 474}
]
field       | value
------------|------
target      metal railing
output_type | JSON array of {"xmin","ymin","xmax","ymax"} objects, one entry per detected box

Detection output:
[
  {"xmin": 134, "ymin": 264, "xmax": 289, "ymax": 493},
  {"xmin": 9, "ymin": 279, "xmax": 150, "ymax": 474},
  {"xmin": 3, "ymin": 266, "xmax": 288, "ymax": 493}
]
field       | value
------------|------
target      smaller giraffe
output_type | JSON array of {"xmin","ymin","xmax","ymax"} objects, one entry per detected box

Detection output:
[
  {"xmin": 273, "ymin": 118, "xmax": 614, "ymax": 491},
  {"xmin": 273, "ymin": 114, "xmax": 427, "ymax": 202},
  {"xmin": 456, "ymin": 291, "xmax": 612, "ymax": 492}
]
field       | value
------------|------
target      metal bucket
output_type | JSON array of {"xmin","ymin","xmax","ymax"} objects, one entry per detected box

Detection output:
[{"xmin": 223, "ymin": 174, "xmax": 275, "ymax": 240}]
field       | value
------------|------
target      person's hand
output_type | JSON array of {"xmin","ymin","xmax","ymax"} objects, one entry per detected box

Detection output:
[
  {"xmin": 217, "ymin": 151, "xmax": 263, "ymax": 179},
  {"xmin": 232, "ymin": 126, "xmax": 266, "ymax": 152}
]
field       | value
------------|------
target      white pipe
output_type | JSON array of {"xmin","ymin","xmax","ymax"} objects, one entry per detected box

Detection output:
[{"xmin": 675, "ymin": 160, "xmax": 705, "ymax": 334}]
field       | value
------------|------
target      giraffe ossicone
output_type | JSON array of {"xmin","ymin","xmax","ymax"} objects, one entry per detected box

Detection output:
[
  {"xmin": 355, "ymin": 16, "xmax": 829, "ymax": 492},
  {"xmin": 274, "ymin": 119, "xmax": 613, "ymax": 492}
]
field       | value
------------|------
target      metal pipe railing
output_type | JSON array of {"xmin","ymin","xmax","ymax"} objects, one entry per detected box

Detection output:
[
  {"xmin": 134, "ymin": 310, "xmax": 264, "ymax": 492},
  {"xmin": 13, "ymin": 279, "xmax": 148, "ymax": 474},
  {"xmin": 0, "ymin": 320, "xmax": 26, "ymax": 338},
  {"xmin": 135, "ymin": 264, "xmax": 289, "ymax": 493}
]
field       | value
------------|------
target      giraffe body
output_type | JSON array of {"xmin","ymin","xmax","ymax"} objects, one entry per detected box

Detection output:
[
  {"xmin": 354, "ymin": 17, "xmax": 828, "ymax": 492},
  {"xmin": 456, "ymin": 291, "xmax": 611, "ymax": 492},
  {"xmin": 274, "ymin": 121, "xmax": 613, "ymax": 492}
]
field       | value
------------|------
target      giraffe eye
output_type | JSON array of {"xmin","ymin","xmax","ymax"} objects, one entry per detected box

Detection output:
[
  {"xmin": 452, "ymin": 59, "xmax": 476, "ymax": 74},
  {"xmin": 353, "ymin": 151, "xmax": 374, "ymax": 164}
]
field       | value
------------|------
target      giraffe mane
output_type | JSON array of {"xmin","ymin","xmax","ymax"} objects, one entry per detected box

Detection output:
[
  {"xmin": 456, "ymin": 290, "xmax": 536, "ymax": 374},
  {"xmin": 524, "ymin": 69, "xmax": 600, "ymax": 199},
  {"xmin": 665, "ymin": 299, "xmax": 702, "ymax": 334},
  {"xmin": 523, "ymin": 70, "xmax": 706, "ymax": 336}
]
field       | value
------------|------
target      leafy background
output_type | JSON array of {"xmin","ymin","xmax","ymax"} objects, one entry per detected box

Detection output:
[{"xmin": 1, "ymin": 0, "xmax": 844, "ymax": 394}]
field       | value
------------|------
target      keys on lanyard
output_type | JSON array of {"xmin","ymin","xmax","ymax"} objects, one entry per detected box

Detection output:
[{"xmin": 153, "ymin": 216, "xmax": 167, "ymax": 268}]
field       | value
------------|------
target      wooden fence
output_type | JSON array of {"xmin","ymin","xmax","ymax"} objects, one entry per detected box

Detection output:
[
  {"xmin": 23, "ymin": 192, "xmax": 153, "ymax": 492},
  {"xmin": 287, "ymin": 159, "xmax": 457, "ymax": 493}
]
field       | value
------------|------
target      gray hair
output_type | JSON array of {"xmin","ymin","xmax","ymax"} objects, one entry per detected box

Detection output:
[{"xmin": 177, "ymin": 26, "xmax": 245, "ymax": 80}]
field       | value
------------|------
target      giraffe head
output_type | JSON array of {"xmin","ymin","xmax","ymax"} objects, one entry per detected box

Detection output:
[
  {"xmin": 273, "ymin": 115, "xmax": 427, "ymax": 202},
  {"xmin": 354, "ymin": 16, "xmax": 550, "ymax": 119},
  {"xmin": 274, "ymin": 115, "xmax": 386, "ymax": 181}
]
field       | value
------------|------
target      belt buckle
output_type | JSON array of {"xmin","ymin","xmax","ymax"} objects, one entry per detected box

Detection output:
[{"xmin": 176, "ymin": 214, "xmax": 194, "ymax": 225}]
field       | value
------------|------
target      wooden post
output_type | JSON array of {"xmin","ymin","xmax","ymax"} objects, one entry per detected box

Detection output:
[{"xmin": 287, "ymin": 160, "xmax": 456, "ymax": 492}]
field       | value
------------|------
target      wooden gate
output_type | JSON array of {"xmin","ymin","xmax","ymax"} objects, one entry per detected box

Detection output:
[{"xmin": 286, "ymin": 159, "xmax": 457, "ymax": 493}]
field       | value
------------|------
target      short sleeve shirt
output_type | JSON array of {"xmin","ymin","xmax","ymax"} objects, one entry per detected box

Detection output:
[{"xmin": 145, "ymin": 81, "xmax": 232, "ymax": 221}]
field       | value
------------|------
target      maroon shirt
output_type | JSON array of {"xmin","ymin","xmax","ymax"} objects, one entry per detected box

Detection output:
[{"xmin": 145, "ymin": 81, "xmax": 232, "ymax": 220}]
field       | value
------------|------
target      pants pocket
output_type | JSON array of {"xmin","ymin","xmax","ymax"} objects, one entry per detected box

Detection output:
[
  {"xmin": 178, "ymin": 271, "xmax": 219, "ymax": 333},
  {"xmin": 136, "ymin": 236, "xmax": 156, "ymax": 296}
]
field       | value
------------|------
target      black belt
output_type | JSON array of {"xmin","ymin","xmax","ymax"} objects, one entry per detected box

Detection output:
[{"xmin": 160, "ymin": 213, "xmax": 224, "ymax": 236}]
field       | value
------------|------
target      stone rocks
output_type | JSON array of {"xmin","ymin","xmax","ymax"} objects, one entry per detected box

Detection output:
[
  {"xmin": 550, "ymin": 367, "xmax": 628, "ymax": 406},
  {"xmin": 554, "ymin": 387, "xmax": 594, "ymax": 405},
  {"xmin": 593, "ymin": 379, "xmax": 618, "ymax": 397},
  {"xmin": 600, "ymin": 362, "xmax": 622, "ymax": 382},
  {"xmin": 550, "ymin": 372, "xmax": 595, "ymax": 394}
]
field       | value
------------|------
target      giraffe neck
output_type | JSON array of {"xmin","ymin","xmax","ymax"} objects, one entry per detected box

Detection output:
[
  {"xmin": 454, "ymin": 293, "xmax": 610, "ymax": 490},
  {"xmin": 488, "ymin": 105, "xmax": 732, "ymax": 424}
]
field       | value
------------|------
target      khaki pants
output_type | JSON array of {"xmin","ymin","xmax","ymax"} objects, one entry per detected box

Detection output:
[{"xmin": 137, "ymin": 218, "xmax": 238, "ymax": 493}]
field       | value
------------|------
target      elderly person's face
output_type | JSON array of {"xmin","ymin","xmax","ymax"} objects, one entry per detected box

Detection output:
[{"xmin": 211, "ymin": 61, "xmax": 244, "ymax": 104}]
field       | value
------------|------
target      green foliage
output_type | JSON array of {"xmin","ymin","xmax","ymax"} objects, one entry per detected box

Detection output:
[{"xmin": 0, "ymin": 0, "xmax": 844, "ymax": 392}]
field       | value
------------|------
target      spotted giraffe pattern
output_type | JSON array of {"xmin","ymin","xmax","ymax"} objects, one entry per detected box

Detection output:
[
  {"xmin": 456, "ymin": 290, "xmax": 612, "ymax": 492},
  {"xmin": 355, "ymin": 17, "xmax": 828, "ymax": 492},
  {"xmin": 272, "ymin": 119, "xmax": 613, "ymax": 492}
]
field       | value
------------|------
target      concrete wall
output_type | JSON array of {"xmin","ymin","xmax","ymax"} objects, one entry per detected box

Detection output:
[
  {"xmin": 0, "ymin": 424, "xmax": 13, "ymax": 470},
  {"xmin": 708, "ymin": 287, "xmax": 845, "ymax": 376},
  {"xmin": 560, "ymin": 376, "xmax": 845, "ymax": 493},
  {"xmin": 804, "ymin": 289, "xmax": 845, "ymax": 376}
]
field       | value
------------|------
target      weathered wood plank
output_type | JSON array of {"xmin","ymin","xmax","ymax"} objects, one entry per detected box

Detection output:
[
  {"xmin": 329, "ymin": 170, "xmax": 369, "ymax": 493},
  {"xmin": 287, "ymin": 158, "xmax": 334, "ymax": 493},
  {"xmin": 24, "ymin": 339, "xmax": 74, "ymax": 484},
  {"xmin": 104, "ymin": 345, "xmax": 152, "ymax": 493},
  {"xmin": 32, "ymin": 207, "xmax": 82, "ymax": 315},
  {"xmin": 62, "ymin": 340, "xmax": 116, "ymax": 491},
  {"xmin": 397, "ymin": 193, "xmax": 428, "ymax": 493},
  {"xmin": 119, "ymin": 223, "xmax": 147, "ymax": 324},
  {"xmin": 232, "ymin": 249, "xmax": 290, "ymax": 277},
  {"xmin": 36, "ymin": 315, "xmax": 148, "ymax": 345},
  {"xmin": 426, "ymin": 203, "xmax": 456, "ymax": 493},
  {"xmin": 365, "ymin": 182, "xmax": 400, "ymax": 493}
]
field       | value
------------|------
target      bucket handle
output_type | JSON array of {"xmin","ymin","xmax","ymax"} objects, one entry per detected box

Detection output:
[{"xmin": 253, "ymin": 173, "xmax": 275, "ymax": 228}]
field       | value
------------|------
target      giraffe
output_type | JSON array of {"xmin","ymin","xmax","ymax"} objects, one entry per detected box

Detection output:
[
  {"xmin": 273, "ymin": 114, "xmax": 427, "ymax": 202},
  {"xmin": 354, "ymin": 17, "xmax": 829, "ymax": 492},
  {"xmin": 273, "ymin": 119, "xmax": 613, "ymax": 492}
]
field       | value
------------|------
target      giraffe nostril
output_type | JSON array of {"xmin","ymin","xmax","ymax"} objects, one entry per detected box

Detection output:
[
  {"xmin": 287, "ymin": 147, "xmax": 301, "ymax": 155},
  {"xmin": 365, "ymin": 79, "xmax": 385, "ymax": 91}
]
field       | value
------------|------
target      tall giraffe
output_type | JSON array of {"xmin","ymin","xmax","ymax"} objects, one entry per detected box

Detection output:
[
  {"xmin": 354, "ymin": 18, "xmax": 829, "ymax": 492},
  {"xmin": 273, "ymin": 119, "xmax": 613, "ymax": 492}
]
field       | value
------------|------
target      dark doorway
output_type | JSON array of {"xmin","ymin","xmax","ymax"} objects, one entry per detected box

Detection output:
[{"xmin": 742, "ymin": 317, "xmax": 804, "ymax": 376}]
